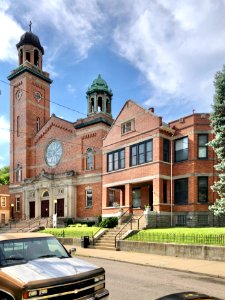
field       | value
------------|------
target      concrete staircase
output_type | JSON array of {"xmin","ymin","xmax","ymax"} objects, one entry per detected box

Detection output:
[
  {"xmin": 94, "ymin": 214, "xmax": 146, "ymax": 251},
  {"xmin": 93, "ymin": 225, "xmax": 124, "ymax": 250}
]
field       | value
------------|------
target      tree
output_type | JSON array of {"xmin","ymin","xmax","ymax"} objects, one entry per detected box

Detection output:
[
  {"xmin": 209, "ymin": 65, "xmax": 225, "ymax": 216},
  {"xmin": 0, "ymin": 166, "xmax": 9, "ymax": 185}
]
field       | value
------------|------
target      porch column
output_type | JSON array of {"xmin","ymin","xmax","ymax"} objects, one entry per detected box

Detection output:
[
  {"xmin": 153, "ymin": 178, "xmax": 163, "ymax": 207},
  {"xmin": 120, "ymin": 189, "xmax": 125, "ymax": 206},
  {"xmin": 125, "ymin": 183, "xmax": 132, "ymax": 209},
  {"xmin": 102, "ymin": 186, "xmax": 108, "ymax": 209}
]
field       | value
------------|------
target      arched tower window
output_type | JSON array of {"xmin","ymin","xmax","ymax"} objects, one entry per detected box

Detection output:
[
  {"xmin": 19, "ymin": 49, "xmax": 23, "ymax": 65},
  {"xmin": 86, "ymin": 148, "xmax": 94, "ymax": 170},
  {"xmin": 17, "ymin": 116, "xmax": 20, "ymax": 137},
  {"xmin": 36, "ymin": 117, "xmax": 40, "ymax": 132},
  {"xmin": 26, "ymin": 52, "xmax": 30, "ymax": 62},
  {"xmin": 34, "ymin": 49, "xmax": 39, "ymax": 66},
  {"xmin": 90, "ymin": 98, "xmax": 94, "ymax": 113},
  {"xmin": 16, "ymin": 163, "xmax": 22, "ymax": 182},
  {"xmin": 106, "ymin": 99, "xmax": 111, "ymax": 113},
  {"xmin": 97, "ymin": 97, "xmax": 102, "ymax": 112}
]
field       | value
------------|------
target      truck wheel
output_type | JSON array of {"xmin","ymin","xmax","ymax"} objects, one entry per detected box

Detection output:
[{"xmin": 0, "ymin": 292, "xmax": 14, "ymax": 300}]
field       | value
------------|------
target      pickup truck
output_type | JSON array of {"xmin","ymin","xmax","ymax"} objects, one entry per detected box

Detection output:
[{"xmin": 0, "ymin": 232, "xmax": 109, "ymax": 300}]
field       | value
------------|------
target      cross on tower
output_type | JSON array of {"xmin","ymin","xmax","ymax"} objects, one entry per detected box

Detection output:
[{"xmin": 29, "ymin": 21, "xmax": 32, "ymax": 32}]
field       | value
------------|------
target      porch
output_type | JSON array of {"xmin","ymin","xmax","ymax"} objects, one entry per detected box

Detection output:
[{"xmin": 102, "ymin": 178, "xmax": 171, "ymax": 217}]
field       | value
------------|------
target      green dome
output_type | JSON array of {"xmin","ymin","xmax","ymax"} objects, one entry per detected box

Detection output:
[{"xmin": 87, "ymin": 74, "xmax": 113, "ymax": 96}]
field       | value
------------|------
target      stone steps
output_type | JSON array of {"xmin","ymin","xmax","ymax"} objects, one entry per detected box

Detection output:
[{"xmin": 93, "ymin": 215, "xmax": 145, "ymax": 251}]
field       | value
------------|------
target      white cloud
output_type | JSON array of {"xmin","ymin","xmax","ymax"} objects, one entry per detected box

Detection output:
[
  {"xmin": 1, "ymin": 0, "xmax": 225, "ymax": 120},
  {"xmin": 17, "ymin": 0, "xmax": 105, "ymax": 62},
  {"xmin": 0, "ymin": 0, "xmax": 24, "ymax": 61},
  {"xmin": 112, "ymin": 0, "xmax": 225, "ymax": 114},
  {"xmin": 67, "ymin": 84, "xmax": 76, "ymax": 94},
  {"xmin": 0, "ymin": 115, "xmax": 10, "ymax": 144}
]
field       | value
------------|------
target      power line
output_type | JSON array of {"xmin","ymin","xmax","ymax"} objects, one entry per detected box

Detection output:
[{"xmin": 0, "ymin": 78, "xmax": 86, "ymax": 116}]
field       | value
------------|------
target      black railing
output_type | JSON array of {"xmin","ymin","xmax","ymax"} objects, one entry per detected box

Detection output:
[
  {"xmin": 117, "ymin": 207, "xmax": 131, "ymax": 224},
  {"xmin": 128, "ymin": 232, "xmax": 225, "ymax": 246},
  {"xmin": 16, "ymin": 216, "xmax": 52, "ymax": 232},
  {"xmin": 115, "ymin": 214, "xmax": 144, "ymax": 248}
]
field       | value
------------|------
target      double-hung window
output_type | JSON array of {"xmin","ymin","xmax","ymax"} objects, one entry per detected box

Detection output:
[
  {"xmin": 163, "ymin": 139, "xmax": 170, "ymax": 162},
  {"xmin": 121, "ymin": 120, "xmax": 134, "ymax": 134},
  {"xmin": 107, "ymin": 148, "xmax": 125, "ymax": 172},
  {"xmin": 130, "ymin": 140, "xmax": 152, "ymax": 166},
  {"xmin": 174, "ymin": 137, "xmax": 188, "ymax": 162},
  {"xmin": 16, "ymin": 197, "xmax": 20, "ymax": 212},
  {"xmin": 1, "ymin": 197, "xmax": 6, "ymax": 208},
  {"xmin": 198, "ymin": 134, "xmax": 208, "ymax": 159},
  {"xmin": 86, "ymin": 189, "xmax": 92, "ymax": 208},
  {"xmin": 174, "ymin": 178, "xmax": 188, "ymax": 205},
  {"xmin": 198, "ymin": 177, "xmax": 208, "ymax": 203}
]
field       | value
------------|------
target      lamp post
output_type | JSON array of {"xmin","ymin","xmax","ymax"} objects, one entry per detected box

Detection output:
[
  {"xmin": 53, "ymin": 199, "xmax": 57, "ymax": 228},
  {"xmin": 11, "ymin": 203, "xmax": 14, "ymax": 220}
]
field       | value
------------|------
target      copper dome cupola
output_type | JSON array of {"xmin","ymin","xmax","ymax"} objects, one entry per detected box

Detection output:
[{"xmin": 86, "ymin": 74, "xmax": 113, "ymax": 116}]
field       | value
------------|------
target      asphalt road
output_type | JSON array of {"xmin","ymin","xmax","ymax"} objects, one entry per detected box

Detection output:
[{"xmin": 83, "ymin": 257, "xmax": 225, "ymax": 300}]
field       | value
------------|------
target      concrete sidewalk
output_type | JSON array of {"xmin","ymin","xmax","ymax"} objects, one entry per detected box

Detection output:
[{"xmin": 68, "ymin": 245, "xmax": 225, "ymax": 279}]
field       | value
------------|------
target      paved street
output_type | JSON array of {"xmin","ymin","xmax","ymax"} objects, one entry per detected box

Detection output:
[{"xmin": 83, "ymin": 257, "xmax": 225, "ymax": 300}]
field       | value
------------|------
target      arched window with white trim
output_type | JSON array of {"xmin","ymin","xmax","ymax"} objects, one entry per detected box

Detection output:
[{"xmin": 86, "ymin": 148, "xmax": 94, "ymax": 170}]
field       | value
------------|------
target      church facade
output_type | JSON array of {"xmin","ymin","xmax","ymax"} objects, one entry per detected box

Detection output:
[
  {"xmin": 8, "ymin": 30, "xmax": 220, "ymax": 227},
  {"xmin": 8, "ymin": 30, "xmax": 113, "ymax": 222}
]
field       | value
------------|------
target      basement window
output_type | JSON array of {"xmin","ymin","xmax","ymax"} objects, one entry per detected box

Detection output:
[{"xmin": 176, "ymin": 215, "xmax": 187, "ymax": 226}]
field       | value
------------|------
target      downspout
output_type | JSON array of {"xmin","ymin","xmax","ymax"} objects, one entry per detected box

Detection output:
[
  {"xmin": 170, "ymin": 131, "xmax": 175, "ymax": 227},
  {"xmin": 170, "ymin": 138, "xmax": 173, "ymax": 227}
]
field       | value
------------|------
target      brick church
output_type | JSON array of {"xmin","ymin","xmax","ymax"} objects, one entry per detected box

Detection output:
[
  {"xmin": 8, "ymin": 29, "xmax": 113, "ymax": 223},
  {"xmin": 8, "ymin": 29, "xmax": 219, "ymax": 227}
]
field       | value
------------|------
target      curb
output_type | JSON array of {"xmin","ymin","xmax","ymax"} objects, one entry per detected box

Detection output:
[{"xmin": 75, "ymin": 252, "xmax": 225, "ymax": 280}]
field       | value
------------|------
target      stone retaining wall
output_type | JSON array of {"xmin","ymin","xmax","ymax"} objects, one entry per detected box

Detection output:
[{"xmin": 117, "ymin": 240, "xmax": 225, "ymax": 261}]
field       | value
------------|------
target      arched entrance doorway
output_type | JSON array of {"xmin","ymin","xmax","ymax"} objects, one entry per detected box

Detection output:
[{"xmin": 41, "ymin": 190, "xmax": 49, "ymax": 218}]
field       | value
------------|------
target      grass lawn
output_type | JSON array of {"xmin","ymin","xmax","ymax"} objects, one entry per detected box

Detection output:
[
  {"xmin": 40, "ymin": 227, "xmax": 101, "ymax": 238},
  {"xmin": 127, "ymin": 227, "xmax": 225, "ymax": 245}
]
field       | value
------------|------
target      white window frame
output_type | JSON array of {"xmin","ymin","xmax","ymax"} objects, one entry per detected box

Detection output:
[
  {"xmin": 1, "ymin": 197, "xmax": 6, "ymax": 208},
  {"xmin": 86, "ymin": 188, "xmax": 92, "ymax": 208},
  {"xmin": 121, "ymin": 119, "xmax": 134, "ymax": 135},
  {"xmin": 16, "ymin": 197, "xmax": 20, "ymax": 212}
]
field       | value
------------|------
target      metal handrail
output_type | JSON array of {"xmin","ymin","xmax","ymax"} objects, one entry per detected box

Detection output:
[
  {"xmin": 117, "ymin": 207, "xmax": 131, "ymax": 223},
  {"xmin": 16, "ymin": 216, "xmax": 52, "ymax": 232},
  {"xmin": 115, "ymin": 214, "xmax": 144, "ymax": 248}
]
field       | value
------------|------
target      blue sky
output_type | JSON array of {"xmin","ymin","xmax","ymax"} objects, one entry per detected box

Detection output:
[{"xmin": 1, "ymin": 0, "xmax": 225, "ymax": 168}]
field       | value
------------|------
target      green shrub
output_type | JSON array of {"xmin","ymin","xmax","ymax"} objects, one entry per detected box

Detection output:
[
  {"xmin": 96, "ymin": 215, "xmax": 102, "ymax": 226},
  {"xmin": 65, "ymin": 218, "xmax": 74, "ymax": 226},
  {"xmin": 100, "ymin": 217, "xmax": 118, "ymax": 228}
]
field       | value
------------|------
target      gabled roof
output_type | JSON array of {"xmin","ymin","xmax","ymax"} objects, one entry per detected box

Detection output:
[
  {"xmin": 34, "ymin": 114, "xmax": 74, "ymax": 144},
  {"xmin": 103, "ymin": 99, "xmax": 161, "ymax": 140}
]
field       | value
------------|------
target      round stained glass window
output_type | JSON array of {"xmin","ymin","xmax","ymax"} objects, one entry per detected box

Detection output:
[{"xmin": 45, "ymin": 140, "xmax": 63, "ymax": 167}]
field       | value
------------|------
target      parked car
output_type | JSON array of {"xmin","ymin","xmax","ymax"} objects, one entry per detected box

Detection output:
[
  {"xmin": 156, "ymin": 291, "xmax": 221, "ymax": 300},
  {"xmin": 0, "ymin": 232, "xmax": 109, "ymax": 300}
]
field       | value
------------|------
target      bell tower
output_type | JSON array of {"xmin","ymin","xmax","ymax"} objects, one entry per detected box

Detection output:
[
  {"xmin": 8, "ymin": 25, "xmax": 52, "ymax": 183},
  {"xmin": 86, "ymin": 74, "xmax": 113, "ymax": 117}
]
